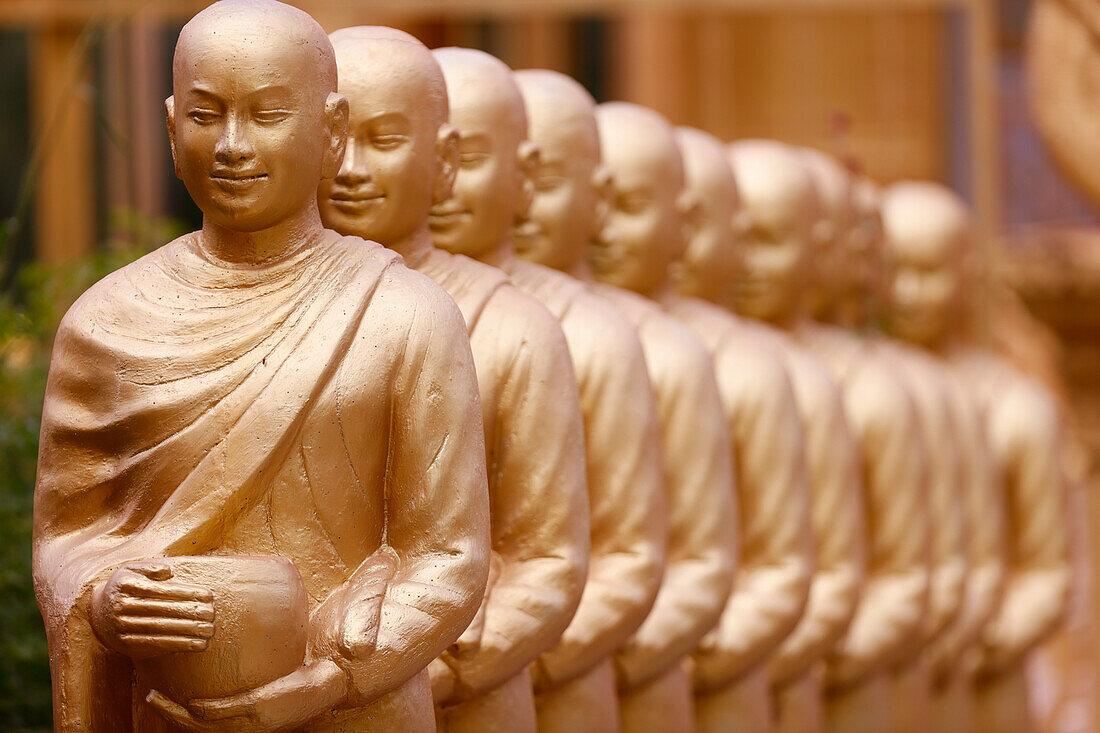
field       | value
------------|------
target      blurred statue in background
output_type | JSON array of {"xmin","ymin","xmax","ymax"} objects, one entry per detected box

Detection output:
[
  {"xmin": 675, "ymin": 127, "xmax": 865, "ymax": 733},
  {"xmin": 32, "ymin": 3, "xmax": 492, "ymax": 731},
  {"xmin": 431, "ymin": 48, "xmax": 668, "ymax": 733},
  {"xmin": 317, "ymin": 28, "xmax": 591, "ymax": 733},
  {"xmin": 728, "ymin": 140, "xmax": 932, "ymax": 733},
  {"xmin": 881, "ymin": 181, "xmax": 1072, "ymax": 733},
  {"xmin": 595, "ymin": 102, "xmax": 814, "ymax": 733},
  {"xmin": 852, "ymin": 176, "xmax": 1007, "ymax": 733},
  {"xmin": 514, "ymin": 70, "xmax": 738, "ymax": 733},
  {"xmin": 802, "ymin": 148, "xmax": 971, "ymax": 733}
]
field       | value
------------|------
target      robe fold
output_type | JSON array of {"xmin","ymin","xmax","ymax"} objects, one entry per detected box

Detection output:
[{"xmin": 34, "ymin": 233, "xmax": 491, "ymax": 731}]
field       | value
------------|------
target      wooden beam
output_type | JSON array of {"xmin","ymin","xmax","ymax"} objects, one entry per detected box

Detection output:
[
  {"xmin": 0, "ymin": 0, "xmax": 986, "ymax": 27},
  {"xmin": 30, "ymin": 22, "xmax": 96, "ymax": 262}
]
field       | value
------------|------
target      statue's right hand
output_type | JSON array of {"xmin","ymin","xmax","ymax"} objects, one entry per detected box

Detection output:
[{"xmin": 90, "ymin": 560, "xmax": 215, "ymax": 659}]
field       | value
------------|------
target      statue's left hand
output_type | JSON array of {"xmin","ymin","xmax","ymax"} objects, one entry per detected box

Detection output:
[{"xmin": 147, "ymin": 658, "xmax": 348, "ymax": 732}]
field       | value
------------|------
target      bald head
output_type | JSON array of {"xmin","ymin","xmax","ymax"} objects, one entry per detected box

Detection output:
[
  {"xmin": 677, "ymin": 127, "xmax": 738, "ymax": 210},
  {"xmin": 428, "ymin": 48, "xmax": 535, "ymax": 259},
  {"xmin": 591, "ymin": 102, "xmax": 686, "ymax": 295},
  {"xmin": 881, "ymin": 181, "xmax": 971, "ymax": 261},
  {"xmin": 880, "ymin": 182, "xmax": 972, "ymax": 345},
  {"xmin": 434, "ymin": 48, "xmax": 527, "ymax": 143},
  {"xmin": 515, "ymin": 70, "xmax": 599, "ymax": 162},
  {"xmin": 174, "ymin": 0, "xmax": 335, "ymax": 99},
  {"xmin": 728, "ymin": 140, "xmax": 816, "ymax": 233},
  {"xmin": 513, "ymin": 69, "xmax": 603, "ymax": 272},
  {"xmin": 726, "ymin": 140, "xmax": 817, "ymax": 323},
  {"xmin": 597, "ymin": 102, "xmax": 684, "ymax": 190},
  {"xmin": 168, "ymin": 0, "xmax": 347, "ymax": 235},
  {"xmin": 329, "ymin": 26, "xmax": 448, "ymax": 130}
]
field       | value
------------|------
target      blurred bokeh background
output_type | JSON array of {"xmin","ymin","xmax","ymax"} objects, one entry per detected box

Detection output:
[{"xmin": 2, "ymin": 1, "xmax": 1099, "ymax": 731}]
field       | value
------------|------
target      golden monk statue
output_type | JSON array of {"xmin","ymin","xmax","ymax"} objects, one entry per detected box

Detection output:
[
  {"xmin": 801, "ymin": 148, "xmax": 970, "ymax": 733},
  {"xmin": 32, "ymin": 3, "xmax": 492, "ymax": 731},
  {"xmin": 674, "ymin": 127, "xmax": 865, "ymax": 733},
  {"xmin": 728, "ymin": 139, "xmax": 932, "ymax": 733},
  {"xmin": 430, "ymin": 49, "xmax": 668, "ymax": 733},
  {"xmin": 852, "ymin": 176, "xmax": 1007, "ymax": 733},
  {"xmin": 316, "ymin": 29, "xmax": 590, "ymax": 733},
  {"xmin": 881, "ymin": 181, "xmax": 1072, "ymax": 733},
  {"xmin": 513, "ymin": 69, "xmax": 738, "ymax": 733},
  {"xmin": 594, "ymin": 102, "xmax": 814, "ymax": 733}
]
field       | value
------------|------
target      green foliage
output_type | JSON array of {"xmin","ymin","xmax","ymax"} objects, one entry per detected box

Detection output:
[{"xmin": 0, "ymin": 210, "xmax": 186, "ymax": 730}]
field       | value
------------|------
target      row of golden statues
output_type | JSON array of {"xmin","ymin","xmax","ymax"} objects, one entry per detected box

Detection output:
[{"xmin": 30, "ymin": 1, "xmax": 1074, "ymax": 731}]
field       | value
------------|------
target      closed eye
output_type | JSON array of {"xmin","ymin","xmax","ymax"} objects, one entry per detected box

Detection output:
[
  {"xmin": 372, "ymin": 134, "xmax": 408, "ymax": 150},
  {"xmin": 253, "ymin": 109, "xmax": 293, "ymax": 124},
  {"xmin": 187, "ymin": 109, "xmax": 221, "ymax": 125}
]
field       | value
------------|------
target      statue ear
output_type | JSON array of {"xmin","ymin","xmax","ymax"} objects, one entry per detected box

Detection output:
[
  {"xmin": 677, "ymin": 188, "xmax": 703, "ymax": 243},
  {"xmin": 591, "ymin": 164, "xmax": 614, "ymax": 238},
  {"xmin": 434, "ymin": 124, "xmax": 459, "ymax": 205},
  {"xmin": 322, "ymin": 92, "xmax": 350, "ymax": 179},
  {"xmin": 165, "ymin": 96, "xmax": 181, "ymax": 179},
  {"xmin": 516, "ymin": 140, "xmax": 541, "ymax": 220}
]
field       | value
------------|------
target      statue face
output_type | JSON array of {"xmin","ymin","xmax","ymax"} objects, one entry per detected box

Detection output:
[
  {"xmin": 882, "ymin": 206, "xmax": 965, "ymax": 345},
  {"xmin": 431, "ymin": 56, "xmax": 531, "ymax": 259},
  {"xmin": 676, "ymin": 129, "xmax": 743, "ymax": 305},
  {"xmin": 515, "ymin": 74, "xmax": 603, "ymax": 273},
  {"xmin": 728, "ymin": 146, "xmax": 814, "ymax": 323},
  {"xmin": 171, "ymin": 30, "xmax": 332, "ymax": 233},
  {"xmin": 594, "ymin": 105, "xmax": 685, "ymax": 295},
  {"xmin": 318, "ymin": 43, "xmax": 442, "ymax": 246}
]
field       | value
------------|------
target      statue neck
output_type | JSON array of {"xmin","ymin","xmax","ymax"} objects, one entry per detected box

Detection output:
[
  {"xmin": 199, "ymin": 203, "xmax": 324, "ymax": 266},
  {"xmin": 479, "ymin": 237, "xmax": 517, "ymax": 272},
  {"xmin": 387, "ymin": 222, "xmax": 435, "ymax": 270}
]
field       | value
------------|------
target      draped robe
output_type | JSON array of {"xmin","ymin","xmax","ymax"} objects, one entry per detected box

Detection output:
[
  {"xmin": 415, "ymin": 247, "xmax": 590, "ymax": 732},
  {"xmin": 505, "ymin": 259, "xmax": 667, "ymax": 733},
  {"xmin": 33, "ymin": 233, "xmax": 491, "ymax": 731}
]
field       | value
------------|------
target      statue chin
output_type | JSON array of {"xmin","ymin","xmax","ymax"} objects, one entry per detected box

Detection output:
[{"xmin": 134, "ymin": 555, "xmax": 308, "ymax": 704}]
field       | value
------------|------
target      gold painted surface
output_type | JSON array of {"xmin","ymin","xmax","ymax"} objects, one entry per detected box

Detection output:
[
  {"xmin": 881, "ymin": 181, "xmax": 1073, "ymax": 733},
  {"xmin": 513, "ymin": 70, "xmax": 738, "ymax": 733},
  {"xmin": 430, "ymin": 48, "xmax": 668, "ymax": 732},
  {"xmin": 32, "ymin": 3, "xmax": 493, "ymax": 731},
  {"xmin": 676, "ymin": 128, "xmax": 866, "ymax": 733},
  {"xmin": 316, "ymin": 29, "xmax": 591, "ymax": 733},
  {"xmin": 727, "ymin": 140, "xmax": 933, "ymax": 730},
  {"xmin": 593, "ymin": 102, "xmax": 814, "ymax": 733}
]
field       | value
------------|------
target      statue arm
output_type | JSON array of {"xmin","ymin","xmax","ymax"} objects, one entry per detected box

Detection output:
[
  {"xmin": 931, "ymin": 384, "xmax": 1008, "ymax": 675},
  {"xmin": 768, "ymin": 376, "xmax": 865, "ymax": 687},
  {"xmin": 614, "ymin": 338, "xmax": 738, "ymax": 690},
  {"xmin": 534, "ymin": 308, "xmax": 667, "ymax": 691},
  {"xmin": 436, "ymin": 298, "xmax": 590, "ymax": 702},
  {"xmin": 826, "ymin": 366, "xmax": 930, "ymax": 691},
  {"xmin": 977, "ymin": 383, "xmax": 1071, "ymax": 674},
  {"xmin": 319, "ymin": 288, "xmax": 492, "ymax": 705},
  {"xmin": 692, "ymin": 350, "xmax": 813, "ymax": 693}
]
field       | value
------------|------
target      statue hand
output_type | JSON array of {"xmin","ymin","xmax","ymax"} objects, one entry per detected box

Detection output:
[
  {"xmin": 147, "ymin": 659, "xmax": 348, "ymax": 733},
  {"xmin": 91, "ymin": 560, "xmax": 215, "ymax": 659}
]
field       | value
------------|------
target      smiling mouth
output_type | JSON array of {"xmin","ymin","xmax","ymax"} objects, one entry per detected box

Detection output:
[
  {"xmin": 210, "ymin": 172, "xmax": 267, "ymax": 190},
  {"xmin": 329, "ymin": 191, "xmax": 385, "ymax": 211},
  {"xmin": 428, "ymin": 209, "xmax": 470, "ymax": 230}
]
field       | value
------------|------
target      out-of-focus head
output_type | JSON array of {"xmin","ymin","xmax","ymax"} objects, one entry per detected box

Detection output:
[
  {"xmin": 593, "ymin": 102, "xmax": 690, "ymax": 296},
  {"xmin": 318, "ymin": 26, "xmax": 455, "ymax": 248},
  {"xmin": 673, "ymin": 126, "xmax": 745, "ymax": 306},
  {"xmin": 430, "ymin": 48, "xmax": 538, "ymax": 259},
  {"xmin": 168, "ymin": 0, "xmax": 347, "ymax": 233},
  {"xmin": 800, "ymin": 148, "xmax": 857, "ymax": 316},
  {"xmin": 513, "ymin": 69, "xmax": 608, "ymax": 273},
  {"xmin": 880, "ymin": 181, "xmax": 973, "ymax": 346},
  {"xmin": 727, "ymin": 139, "xmax": 817, "ymax": 324}
]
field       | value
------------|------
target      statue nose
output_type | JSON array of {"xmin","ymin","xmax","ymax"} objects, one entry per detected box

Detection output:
[
  {"xmin": 214, "ymin": 116, "xmax": 255, "ymax": 165},
  {"xmin": 336, "ymin": 142, "xmax": 372, "ymax": 186}
]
